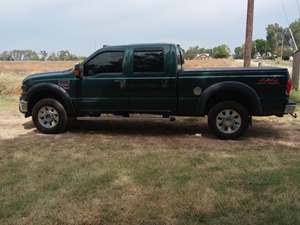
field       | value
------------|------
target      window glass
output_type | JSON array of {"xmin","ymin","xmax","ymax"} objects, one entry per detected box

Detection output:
[
  {"xmin": 133, "ymin": 50, "xmax": 164, "ymax": 73},
  {"xmin": 85, "ymin": 52, "xmax": 124, "ymax": 76},
  {"xmin": 176, "ymin": 46, "xmax": 182, "ymax": 71}
]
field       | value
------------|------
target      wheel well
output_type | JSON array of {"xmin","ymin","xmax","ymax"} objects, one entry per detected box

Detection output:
[
  {"xmin": 205, "ymin": 91, "xmax": 255, "ymax": 115},
  {"xmin": 28, "ymin": 91, "xmax": 67, "ymax": 116}
]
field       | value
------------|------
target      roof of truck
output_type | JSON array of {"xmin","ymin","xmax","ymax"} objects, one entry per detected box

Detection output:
[
  {"xmin": 103, "ymin": 43, "xmax": 176, "ymax": 48},
  {"xmin": 85, "ymin": 43, "xmax": 177, "ymax": 62}
]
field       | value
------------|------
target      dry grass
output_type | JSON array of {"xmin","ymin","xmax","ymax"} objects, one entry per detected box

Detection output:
[
  {"xmin": 0, "ymin": 61, "xmax": 78, "ymax": 96},
  {"xmin": 184, "ymin": 59, "xmax": 243, "ymax": 68},
  {"xmin": 0, "ymin": 61, "xmax": 78, "ymax": 75}
]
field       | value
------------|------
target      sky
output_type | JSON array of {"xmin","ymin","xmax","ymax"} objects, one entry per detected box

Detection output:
[{"xmin": 0, "ymin": 0, "xmax": 299, "ymax": 56}]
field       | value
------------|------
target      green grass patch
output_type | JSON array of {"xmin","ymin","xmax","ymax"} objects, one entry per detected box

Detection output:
[
  {"xmin": 1, "ymin": 139, "xmax": 300, "ymax": 224},
  {"xmin": 291, "ymin": 91, "xmax": 300, "ymax": 104}
]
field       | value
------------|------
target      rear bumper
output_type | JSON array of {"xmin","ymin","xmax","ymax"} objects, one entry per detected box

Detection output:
[{"xmin": 284, "ymin": 101, "xmax": 296, "ymax": 114}]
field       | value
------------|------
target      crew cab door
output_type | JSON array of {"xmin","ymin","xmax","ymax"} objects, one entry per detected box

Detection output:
[
  {"xmin": 126, "ymin": 47, "xmax": 177, "ymax": 112},
  {"xmin": 77, "ymin": 51, "xmax": 128, "ymax": 113}
]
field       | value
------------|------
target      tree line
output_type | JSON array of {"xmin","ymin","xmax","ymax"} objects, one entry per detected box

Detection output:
[
  {"xmin": 185, "ymin": 19, "xmax": 300, "ymax": 60},
  {"xmin": 184, "ymin": 44, "xmax": 231, "ymax": 60},
  {"xmin": 234, "ymin": 19, "xmax": 300, "ymax": 60},
  {"xmin": 0, "ymin": 50, "xmax": 85, "ymax": 61}
]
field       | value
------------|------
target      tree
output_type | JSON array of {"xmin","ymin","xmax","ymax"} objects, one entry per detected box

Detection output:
[
  {"xmin": 40, "ymin": 51, "xmax": 48, "ymax": 61},
  {"xmin": 254, "ymin": 39, "xmax": 267, "ymax": 56},
  {"xmin": 289, "ymin": 19, "xmax": 300, "ymax": 49},
  {"xmin": 48, "ymin": 53, "xmax": 58, "ymax": 61},
  {"xmin": 185, "ymin": 46, "xmax": 213, "ymax": 59},
  {"xmin": 266, "ymin": 23, "xmax": 289, "ymax": 56},
  {"xmin": 212, "ymin": 44, "xmax": 230, "ymax": 58},
  {"xmin": 282, "ymin": 48, "xmax": 293, "ymax": 60},
  {"xmin": 0, "ymin": 49, "xmax": 84, "ymax": 61},
  {"xmin": 1, "ymin": 50, "xmax": 40, "ymax": 61},
  {"xmin": 56, "ymin": 50, "xmax": 80, "ymax": 61},
  {"xmin": 234, "ymin": 47, "xmax": 243, "ymax": 59}
]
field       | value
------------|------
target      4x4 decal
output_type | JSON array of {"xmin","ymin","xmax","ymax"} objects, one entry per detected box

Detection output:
[{"xmin": 257, "ymin": 78, "xmax": 279, "ymax": 85}]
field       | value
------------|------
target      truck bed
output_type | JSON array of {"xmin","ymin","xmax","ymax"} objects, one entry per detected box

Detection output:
[{"xmin": 181, "ymin": 67, "xmax": 288, "ymax": 76}]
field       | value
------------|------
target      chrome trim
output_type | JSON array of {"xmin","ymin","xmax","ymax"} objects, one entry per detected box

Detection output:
[
  {"xmin": 19, "ymin": 100, "xmax": 28, "ymax": 113},
  {"xmin": 284, "ymin": 104, "xmax": 296, "ymax": 114}
]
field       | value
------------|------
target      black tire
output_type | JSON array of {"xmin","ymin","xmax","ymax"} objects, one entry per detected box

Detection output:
[
  {"xmin": 32, "ymin": 98, "xmax": 68, "ymax": 134},
  {"xmin": 208, "ymin": 101, "xmax": 250, "ymax": 140}
]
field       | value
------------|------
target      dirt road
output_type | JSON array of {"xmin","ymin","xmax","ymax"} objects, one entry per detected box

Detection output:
[{"xmin": 1, "ymin": 98, "xmax": 299, "ymax": 149}]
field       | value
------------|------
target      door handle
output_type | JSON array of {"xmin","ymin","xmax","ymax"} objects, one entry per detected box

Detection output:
[
  {"xmin": 113, "ymin": 79, "xmax": 126, "ymax": 89},
  {"xmin": 161, "ymin": 79, "xmax": 169, "ymax": 88}
]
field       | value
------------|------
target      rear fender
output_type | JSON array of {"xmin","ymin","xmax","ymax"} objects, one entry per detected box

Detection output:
[{"xmin": 198, "ymin": 81, "xmax": 263, "ymax": 115}]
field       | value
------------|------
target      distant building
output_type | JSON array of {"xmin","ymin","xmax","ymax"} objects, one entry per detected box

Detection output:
[
  {"xmin": 255, "ymin": 53, "xmax": 262, "ymax": 60},
  {"xmin": 194, "ymin": 53, "xmax": 210, "ymax": 60}
]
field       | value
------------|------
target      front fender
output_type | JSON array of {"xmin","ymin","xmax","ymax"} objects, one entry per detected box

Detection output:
[{"xmin": 25, "ymin": 83, "xmax": 75, "ymax": 116}]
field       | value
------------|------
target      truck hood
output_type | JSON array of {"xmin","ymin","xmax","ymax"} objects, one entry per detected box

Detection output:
[{"xmin": 23, "ymin": 69, "xmax": 73, "ymax": 83}]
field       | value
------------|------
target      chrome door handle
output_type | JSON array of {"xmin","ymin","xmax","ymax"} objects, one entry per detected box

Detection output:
[{"xmin": 113, "ymin": 79, "xmax": 126, "ymax": 88}]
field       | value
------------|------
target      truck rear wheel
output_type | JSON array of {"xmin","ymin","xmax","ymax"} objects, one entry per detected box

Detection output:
[
  {"xmin": 208, "ymin": 101, "xmax": 249, "ymax": 139},
  {"xmin": 32, "ymin": 98, "xmax": 68, "ymax": 134}
]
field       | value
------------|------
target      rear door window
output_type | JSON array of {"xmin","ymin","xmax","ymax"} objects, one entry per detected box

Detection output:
[{"xmin": 133, "ymin": 50, "xmax": 164, "ymax": 73}]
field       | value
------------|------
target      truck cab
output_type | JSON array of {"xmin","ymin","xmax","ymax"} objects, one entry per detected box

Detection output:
[{"xmin": 74, "ymin": 44, "xmax": 180, "ymax": 114}]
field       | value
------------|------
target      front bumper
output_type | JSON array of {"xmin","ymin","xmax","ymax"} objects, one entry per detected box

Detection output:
[
  {"xmin": 284, "ymin": 101, "xmax": 296, "ymax": 115},
  {"xmin": 19, "ymin": 99, "xmax": 28, "ymax": 113}
]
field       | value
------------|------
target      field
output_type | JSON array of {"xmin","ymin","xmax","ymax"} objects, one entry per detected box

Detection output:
[{"xmin": 1, "ymin": 60, "xmax": 300, "ymax": 225}]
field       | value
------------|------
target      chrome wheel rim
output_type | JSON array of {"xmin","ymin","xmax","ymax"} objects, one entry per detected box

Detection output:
[
  {"xmin": 38, "ymin": 106, "xmax": 60, "ymax": 129},
  {"xmin": 216, "ymin": 109, "xmax": 242, "ymax": 134}
]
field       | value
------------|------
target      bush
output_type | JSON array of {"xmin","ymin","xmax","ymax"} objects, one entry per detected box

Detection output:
[
  {"xmin": 291, "ymin": 91, "xmax": 300, "ymax": 104},
  {"xmin": 213, "ymin": 44, "xmax": 230, "ymax": 58}
]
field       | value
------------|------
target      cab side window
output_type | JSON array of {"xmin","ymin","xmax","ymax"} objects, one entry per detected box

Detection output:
[
  {"xmin": 85, "ymin": 51, "xmax": 124, "ymax": 76},
  {"xmin": 133, "ymin": 50, "xmax": 164, "ymax": 73}
]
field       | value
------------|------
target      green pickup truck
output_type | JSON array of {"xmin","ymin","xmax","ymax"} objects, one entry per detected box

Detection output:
[{"xmin": 19, "ymin": 43, "xmax": 296, "ymax": 139}]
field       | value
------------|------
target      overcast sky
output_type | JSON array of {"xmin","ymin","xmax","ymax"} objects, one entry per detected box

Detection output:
[{"xmin": 0, "ymin": 0, "xmax": 299, "ymax": 56}]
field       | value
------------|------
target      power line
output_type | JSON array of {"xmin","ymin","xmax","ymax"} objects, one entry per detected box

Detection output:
[
  {"xmin": 280, "ymin": 0, "xmax": 290, "ymax": 25},
  {"xmin": 296, "ymin": 0, "xmax": 300, "ymax": 18},
  {"xmin": 280, "ymin": 0, "xmax": 298, "ymax": 50}
]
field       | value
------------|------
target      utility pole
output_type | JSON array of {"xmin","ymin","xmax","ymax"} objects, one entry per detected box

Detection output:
[
  {"xmin": 244, "ymin": 0, "xmax": 255, "ymax": 67},
  {"xmin": 289, "ymin": 28, "xmax": 298, "ymax": 51},
  {"xmin": 281, "ymin": 33, "xmax": 284, "ymax": 60}
]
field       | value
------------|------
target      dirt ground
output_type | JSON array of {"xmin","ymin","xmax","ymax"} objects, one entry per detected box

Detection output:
[{"xmin": 1, "ymin": 97, "xmax": 299, "ymax": 149}]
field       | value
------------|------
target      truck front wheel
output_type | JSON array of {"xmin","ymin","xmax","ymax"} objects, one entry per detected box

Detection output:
[
  {"xmin": 208, "ymin": 101, "xmax": 249, "ymax": 139},
  {"xmin": 32, "ymin": 98, "xmax": 68, "ymax": 134}
]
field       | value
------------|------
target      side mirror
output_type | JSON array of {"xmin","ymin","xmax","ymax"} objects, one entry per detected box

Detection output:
[{"xmin": 73, "ymin": 64, "xmax": 83, "ymax": 79}]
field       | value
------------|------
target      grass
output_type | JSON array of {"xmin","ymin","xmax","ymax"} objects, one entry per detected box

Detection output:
[
  {"xmin": 291, "ymin": 91, "xmax": 300, "ymax": 104},
  {"xmin": 0, "ymin": 61, "xmax": 77, "ymax": 96},
  {"xmin": 1, "ymin": 137, "xmax": 300, "ymax": 225},
  {"xmin": 0, "ymin": 73, "xmax": 24, "ymax": 96}
]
